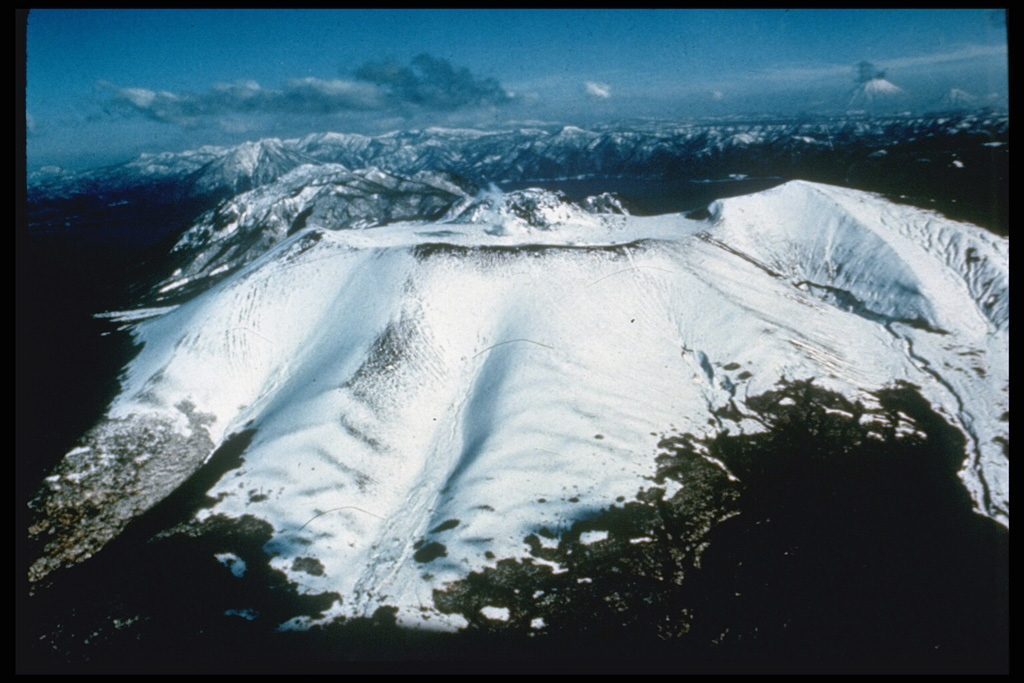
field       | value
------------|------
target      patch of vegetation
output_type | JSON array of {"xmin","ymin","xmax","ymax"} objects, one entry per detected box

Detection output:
[
  {"xmin": 292, "ymin": 556, "xmax": 325, "ymax": 576},
  {"xmin": 413, "ymin": 541, "xmax": 448, "ymax": 563},
  {"xmin": 20, "ymin": 513, "xmax": 341, "ymax": 672},
  {"xmin": 430, "ymin": 519, "xmax": 461, "ymax": 533},
  {"xmin": 432, "ymin": 380, "xmax": 1008, "ymax": 670}
]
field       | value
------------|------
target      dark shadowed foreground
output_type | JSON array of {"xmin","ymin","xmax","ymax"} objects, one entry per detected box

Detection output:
[{"xmin": 18, "ymin": 381, "xmax": 1008, "ymax": 674}]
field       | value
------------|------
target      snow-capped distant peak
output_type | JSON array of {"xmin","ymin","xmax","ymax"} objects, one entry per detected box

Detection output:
[
  {"xmin": 849, "ymin": 78, "xmax": 904, "ymax": 108},
  {"xmin": 863, "ymin": 78, "xmax": 902, "ymax": 95},
  {"xmin": 185, "ymin": 138, "xmax": 320, "ymax": 196},
  {"xmin": 935, "ymin": 88, "xmax": 979, "ymax": 111},
  {"xmin": 554, "ymin": 125, "xmax": 597, "ymax": 137}
]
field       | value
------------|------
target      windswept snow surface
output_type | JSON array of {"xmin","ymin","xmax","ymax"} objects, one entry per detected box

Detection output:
[{"xmin": 29, "ymin": 181, "xmax": 1008, "ymax": 632}]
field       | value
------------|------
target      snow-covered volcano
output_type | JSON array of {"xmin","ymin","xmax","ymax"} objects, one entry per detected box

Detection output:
[
  {"xmin": 27, "ymin": 179, "xmax": 1008, "ymax": 633},
  {"xmin": 934, "ymin": 88, "xmax": 980, "ymax": 112},
  {"xmin": 849, "ymin": 77, "xmax": 905, "ymax": 109}
]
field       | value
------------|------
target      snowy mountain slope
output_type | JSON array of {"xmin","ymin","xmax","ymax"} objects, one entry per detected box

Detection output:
[
  {"xmin": 183, "ymin": 138, "xmax": 320, "ymax": 197},
  {"xmin": 27, "ymin": 181, "xmax": 1008, "ymax": 634},
  {"xmin": 705, "ymin": 182, "xmax": 1008, "ymax": 333},
  {"xmin": 152, "ymin": 165, "xmax": 478, "ymax": 301}
]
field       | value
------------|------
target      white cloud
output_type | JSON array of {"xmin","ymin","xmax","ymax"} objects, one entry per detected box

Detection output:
[
  {"xmin": 584, "ymin": 81, "xmax": 612, "ymax": 99},
  {"xmin": 120, "ymin": 87, "xmax": 159, "ymax": 108}
]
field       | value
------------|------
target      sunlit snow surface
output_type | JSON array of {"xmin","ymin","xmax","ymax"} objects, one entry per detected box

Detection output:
[{"xmin": 34, "ymin": 181, "xmax": 1008, "ymax": 630}]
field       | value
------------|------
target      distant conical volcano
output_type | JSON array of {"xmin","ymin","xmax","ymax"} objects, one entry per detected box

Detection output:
[
  {"xmin": 934, "ymin": 88, "xmax": 979, "ymax": 111},
  {"xmin": 848, "ymin": 77, "xmax": 905, "ymax": 108}
]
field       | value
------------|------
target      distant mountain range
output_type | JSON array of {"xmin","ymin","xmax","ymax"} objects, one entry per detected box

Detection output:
[{"xmin": 29, "ymin": 112, "xmax": 1009, "ymax": 242}]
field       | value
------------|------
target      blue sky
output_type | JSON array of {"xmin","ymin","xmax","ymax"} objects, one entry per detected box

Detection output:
[{"xmin": 25, "ymin": 9, "xmax": 1008, "ymax": 170}]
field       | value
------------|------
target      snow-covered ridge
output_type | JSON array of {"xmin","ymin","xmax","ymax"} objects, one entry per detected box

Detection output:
[
  {"xmin": 447, "ymin": 186, "xmax": 626, "ymax": 233},
  {"xmin": 153, "ymin": 171, "xmax": 633, "ymax": 300},
  {"xmin": 155, "ymin": 165, "xmax": 479, "ymax": 297},
  {"xmin": 29, "ymin": 181, "xmax": 1008, "ymax": 635},
  {"xmin": 185, "ymin": 138, "xmax": 319, "ymax": 196},
  {"xmin": 29, "ymin": 113, "xmax": 1008, "ymax": 202},
  {"xmin": 705, "ymin": 182, "xmax": 1008, "ymax": 334}
]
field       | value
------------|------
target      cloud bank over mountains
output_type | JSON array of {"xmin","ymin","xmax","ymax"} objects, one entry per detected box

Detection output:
[
  {"xmin": 102, "ymin": 54, "xmax": 516, "ymax": 127},
  {"xmin": 95, "ymin": 46, "xmax": 1008, "ymax": 136}
]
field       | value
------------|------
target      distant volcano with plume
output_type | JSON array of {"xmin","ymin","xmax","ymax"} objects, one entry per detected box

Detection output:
[{"xmin": 848, "ymin": 61, "xmax": 905, "ymax": 110}]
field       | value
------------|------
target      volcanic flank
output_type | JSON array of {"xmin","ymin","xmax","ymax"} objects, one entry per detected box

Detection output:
[{"xmin": 27, "ymin": 176, "xmax": 1008, "ymax": 639}]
